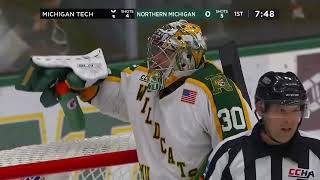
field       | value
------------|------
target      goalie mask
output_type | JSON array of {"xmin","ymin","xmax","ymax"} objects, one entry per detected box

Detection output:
[{"xmin": 146, "ymin": 20, "xmax": 207, "ymax": 92}]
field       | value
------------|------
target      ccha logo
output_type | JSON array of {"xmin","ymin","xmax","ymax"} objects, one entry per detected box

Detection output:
[
  {"xmin": 139, "ymin": 74, "xmax": 149, "ymax": 83},
  {"xmin": 288, "ymin": 168, "xmax": 315, "ymax": 179}
]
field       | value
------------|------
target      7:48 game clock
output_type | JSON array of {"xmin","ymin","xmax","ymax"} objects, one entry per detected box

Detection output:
[{"xmin": 253, "ymin": 9, "xmax": 279, "ymax": 19}]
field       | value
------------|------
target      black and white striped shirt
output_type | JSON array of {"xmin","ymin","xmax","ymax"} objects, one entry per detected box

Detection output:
[{"xmin": 204, "ymin": 123, "xmax": 320, "ymax": 180}]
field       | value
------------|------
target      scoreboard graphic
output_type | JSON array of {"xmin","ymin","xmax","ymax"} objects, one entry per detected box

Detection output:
[{"xmin": 40, "ymin": 8, "xmax": 279, "ymax": 20}]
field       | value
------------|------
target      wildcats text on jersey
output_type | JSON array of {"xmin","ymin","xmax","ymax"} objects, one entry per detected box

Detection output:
[{"xmin": 136, "ymin": 83, "xmax": 198, "ymax": 179}]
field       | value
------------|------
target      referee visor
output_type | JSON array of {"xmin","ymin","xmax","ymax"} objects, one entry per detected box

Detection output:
[{"xmin": 262, "ymin": 99, "xmax": 310, "ymax": 119}]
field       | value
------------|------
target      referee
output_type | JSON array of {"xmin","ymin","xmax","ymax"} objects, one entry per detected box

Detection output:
[{"xmin": 203, "ymin": 71, "xmax": 320, "ymax": 180}]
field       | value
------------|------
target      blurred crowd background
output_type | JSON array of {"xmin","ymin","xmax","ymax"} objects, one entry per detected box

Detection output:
[{"xmin": 0, "ymin": 0, "xmax": 319, "ymax": 75}]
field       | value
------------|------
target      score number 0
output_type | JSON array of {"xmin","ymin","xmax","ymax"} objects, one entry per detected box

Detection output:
[{"xmin": 205, "ymin": 11, "xmax": 224, "ymax": 19}]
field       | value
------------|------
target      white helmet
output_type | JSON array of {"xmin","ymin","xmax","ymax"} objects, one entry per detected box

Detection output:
[{"xmin": 146, "ymin": 19, "xmax": 207, "ymax": 92}]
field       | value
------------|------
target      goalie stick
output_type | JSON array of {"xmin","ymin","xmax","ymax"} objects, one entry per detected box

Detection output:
[{"xmin": 219, "ymin": 41, "xmax": 252, "ymax": 108}]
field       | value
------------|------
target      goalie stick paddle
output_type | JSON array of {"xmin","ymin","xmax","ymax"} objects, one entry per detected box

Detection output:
[{"xmin": 219, "ymin": 41, "xmax": 252, "ymax": 108}]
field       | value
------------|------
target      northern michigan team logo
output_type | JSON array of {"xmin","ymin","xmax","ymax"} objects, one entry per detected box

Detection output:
[
  {"xmin": 288, "ymin": 168, "xmax": 315, "ymax": 179},
  {"xmin": 205, "ymin": 74, "xmax": 233, "ymax": 95},
  {"xmin": 215, "ymin": 78, "xmax": 225, "ymax": 87}
]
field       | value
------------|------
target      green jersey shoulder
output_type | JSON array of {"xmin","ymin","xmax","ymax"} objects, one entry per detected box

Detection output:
[{"xmin": 188, "ymin": 60, "xmax": 252, "ymax": 139}]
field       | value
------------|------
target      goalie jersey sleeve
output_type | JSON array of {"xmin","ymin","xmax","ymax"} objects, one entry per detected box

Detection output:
[
  {"xmin": 90, "ymin": 67, "xmax": 132, "ymax": 122},
  {"xmin": 186, "ymin": 62, "xmax": 257, "ymax": 147}
]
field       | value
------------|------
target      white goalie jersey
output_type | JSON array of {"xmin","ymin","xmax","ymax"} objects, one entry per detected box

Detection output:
[{"xmin": 91, "ymin": 62, "xmax": 257, "ymax": 180}]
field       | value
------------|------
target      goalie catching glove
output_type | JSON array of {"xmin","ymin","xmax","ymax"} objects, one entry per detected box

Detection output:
[
  {"xmin": 16, "ymin": 48, "xmax": 108, "ymax": 105},
  {"xmin": 15, "ymin": 49, "xmax": 109, "ymax": 130}
]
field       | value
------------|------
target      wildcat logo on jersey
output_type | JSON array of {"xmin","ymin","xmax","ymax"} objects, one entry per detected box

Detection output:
[
  {"xmin": 206, "ymin": 74, "xmax": 233, "ymax": 95},
  {"xmin": 288, "ymin": 168, "xmax": 315, "ymax": 179},
  {"xmin": 215, "ymin": 78, "xmax": 226, "ymax": 87}
]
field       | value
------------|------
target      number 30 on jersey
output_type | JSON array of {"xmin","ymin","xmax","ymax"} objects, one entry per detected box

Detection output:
[{"xmin": 218, "ymin": 107, "xmax": 246, "ymax": 132}]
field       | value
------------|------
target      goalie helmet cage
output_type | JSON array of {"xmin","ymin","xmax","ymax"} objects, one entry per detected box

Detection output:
[{"xmin": 0, "ymin": 133, "xmax": 138, "ymax": 179}]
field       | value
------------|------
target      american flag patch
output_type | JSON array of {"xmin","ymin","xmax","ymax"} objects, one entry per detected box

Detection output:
[{"xmin": 181, "ymin": 89, "xmax": 197, "ymax": 104}]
